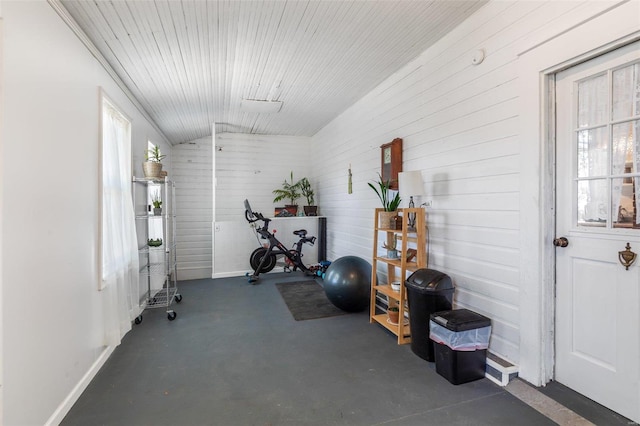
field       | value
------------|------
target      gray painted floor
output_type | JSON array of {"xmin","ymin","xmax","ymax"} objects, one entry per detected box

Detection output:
[{"xmin": 61, "ymin": 273, "xmax": 627, "ymax": 426}]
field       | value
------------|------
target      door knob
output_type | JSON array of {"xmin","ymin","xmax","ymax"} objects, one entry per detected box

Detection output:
[{"xmin": 553, "ymin": 237, "xmax": 569, "ymax": 247}]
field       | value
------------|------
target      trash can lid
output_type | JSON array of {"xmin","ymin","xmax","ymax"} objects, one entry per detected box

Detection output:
[
  {"xmin": 430, "ymin": 308, "xmax": 491, "ymax": 331},
  {"xmin": 405, "ymin": 268, "xmax": 454, "ymax": 293}
]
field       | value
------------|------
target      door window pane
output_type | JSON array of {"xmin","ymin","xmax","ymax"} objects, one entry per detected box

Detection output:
[
  {"xmin": 578, "ymin": 74, "xmax": 608, "ymax": 128},
  {"xmin": 612, "ymin": 63, "xmax": 640, "ymax": 121},
  {"xmin": 612, "ymin": 121, "xmax": 639, "ymax": 175},
  {"xmin": 578, "ymin": 179, "xmax": 607, "ymax": 227},
  {"xmin": 612, "ymin": 177, "xmax": 639, "ymax": 228},
  {"xmin": 577, "ymin": 127, "xmax": 608, "ymax": 178}
]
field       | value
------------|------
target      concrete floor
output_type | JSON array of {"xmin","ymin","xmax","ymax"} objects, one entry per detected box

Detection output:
[{"xmin": 61, "ymin": 273, "xmax": 629, "ymax": 425}]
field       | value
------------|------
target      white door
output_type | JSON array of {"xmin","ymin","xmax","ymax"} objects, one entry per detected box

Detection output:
[{"xmin": 555, "ymin": 41, "xmax": 640, "ymax": 423}]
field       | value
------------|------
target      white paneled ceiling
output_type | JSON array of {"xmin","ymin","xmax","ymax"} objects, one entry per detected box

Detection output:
[{"xmin": 56, "ymin": 0, "xmax": 487, "ymax": 145}]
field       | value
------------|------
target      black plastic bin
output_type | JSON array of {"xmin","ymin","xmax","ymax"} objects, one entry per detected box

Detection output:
[
  {"xmin": 405, "ymin": 269, "xmax": 454, "ymax": 362},
  {"xmin": 429, "ymin": 309, "xmax": 491, "ymax": 385}
]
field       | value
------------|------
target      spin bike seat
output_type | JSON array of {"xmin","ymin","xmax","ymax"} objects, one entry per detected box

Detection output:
[{"xmin": 293, "ymin": 229, "xmax": 307, "ymax": 237}]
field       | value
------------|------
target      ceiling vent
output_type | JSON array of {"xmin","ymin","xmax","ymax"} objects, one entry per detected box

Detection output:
[{"xmin": 240, "ymin": 99, "xmax": 283, "ymax": 113}]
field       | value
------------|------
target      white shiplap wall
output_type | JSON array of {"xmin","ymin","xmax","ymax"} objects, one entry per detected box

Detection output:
[
  {"xmin": 214, "ymin": 133, "xmax": 312, "ymax": 220},
  {"xmin": 311, "ymin": 0, "xmax": 625, "ymax": 366},
  {"xmin": 172, "ymin": 137, "xmax": 213, "ymax": 280},
  {"xmin": 213, "ymin": 133, "xmax": 312, "ymax": 277}
]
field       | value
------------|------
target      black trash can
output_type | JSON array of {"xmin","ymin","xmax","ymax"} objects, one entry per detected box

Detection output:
[
  {"xmin": 405, "ymin": 269, "xmax": 454, "ymax": 362},
  {"xmin": 429, "ymin": 309, "xmax": 491, "ymax": 385}
]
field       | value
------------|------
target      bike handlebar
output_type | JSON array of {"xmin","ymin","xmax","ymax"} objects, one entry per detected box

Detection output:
[
  {"xmin": 244, "ymin": 200, "xmax": 271, "ymax": 233},
  {"xmin": 244, "ymin": 200, "xmax": 264, "ymax": 221},
  {"xmin": 244, "ymin": 208, "xmax": 261, "ymax": 223}
]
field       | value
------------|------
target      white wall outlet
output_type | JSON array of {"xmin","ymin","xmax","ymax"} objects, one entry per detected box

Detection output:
[{"xmin": 423, "ymin": 200, "xmax": 433, "ymax": 207}]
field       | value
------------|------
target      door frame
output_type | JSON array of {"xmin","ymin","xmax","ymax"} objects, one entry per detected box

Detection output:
[{"xmin": 517, "ymin": 1, "xmax": 640, "ymax": 386}]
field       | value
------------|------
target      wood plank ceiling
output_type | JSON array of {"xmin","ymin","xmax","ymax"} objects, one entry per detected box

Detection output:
[{"xmin": 57, "ymin": 0, "xmax": 488, "ymax": 145}]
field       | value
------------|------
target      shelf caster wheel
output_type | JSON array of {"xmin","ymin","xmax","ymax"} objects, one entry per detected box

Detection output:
[
  {"xmin": 134, "ymin": 315, "xmax": 143, "ymax": 325},
  {"xmin": 174, "ymin": 294, "xmax": 183, "ymax": 303},
  {"xmin": 167, "ymin": 311, "xmax": 177, "ymax": 321}
]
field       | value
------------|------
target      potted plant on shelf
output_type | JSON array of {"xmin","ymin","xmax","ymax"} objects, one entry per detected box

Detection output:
[
  {"xmin": 151, "ymin": 192, "xmax": 162, "ymax": 215},
  {"xmin": 387, "ymin": 306, "xmax": 400, "ymax": 324},
  {"xmin": 148, "ymin": 238, "xmax": 163, "ymax": 247},
  {"xmin": 298, "ymin": 177, "xmax": 318, "ymax": 216},
  {"xmin": 368, "ymin": 173, "xmax": 401, "ymax": 229},
  {"xmin": 383, "ymin": 234, "xmax": 399, "ymax": 259},
  {"xmin": 143, "ymin": 146, "xmax": 166, "ymax": 179},
  {"xmin": 273, "ymin": 171, "xmax": 301, "ymax": 216}
]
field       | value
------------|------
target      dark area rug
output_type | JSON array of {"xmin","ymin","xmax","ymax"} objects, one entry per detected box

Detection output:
[{"xmin": 275, "ymin": 280, "xmax": 348, "ymax": 321}]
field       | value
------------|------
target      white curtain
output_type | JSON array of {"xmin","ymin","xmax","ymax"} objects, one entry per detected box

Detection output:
[{"xmin": 102, "ymin": 98, "xmax": 139, "ymax": 346}]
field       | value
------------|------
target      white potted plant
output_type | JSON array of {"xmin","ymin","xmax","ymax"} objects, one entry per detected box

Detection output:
[
  {"xmin": 143, "ymin": 146, "xmax": 166, "ymax": 178},
  {"xmin": 151, "ymin": 192, "xmax": 162, "ymax": 215}
]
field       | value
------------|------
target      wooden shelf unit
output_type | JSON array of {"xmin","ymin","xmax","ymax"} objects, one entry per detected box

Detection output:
[{"xmin": 369, "ymin": 207, "xmax": 427, "ymax": 344}]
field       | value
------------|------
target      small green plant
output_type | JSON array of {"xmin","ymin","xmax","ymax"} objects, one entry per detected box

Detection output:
[
  {"xmin": 148, "ymin": 238, "xmax": 163, "ymax": 247},
  {"xmin": 151, "ymin": 192, "xmax": 162, "ymax": 209},
  {"xmin": 368, "ymin": 173, "xmax": 401, "ymax": 212},
  {"xmin": 146, "ymin": 145, "xmax": 166, "ymax": 163},
  {"xmin": 383, "ymin": 234, "xmax": 398, "ymax": 250},
  {"xmin": 387, "ymin": 306, "xmax": 399, "ymax": 312},
  {"xmin": 273, "ymin": 171, "xmax": 301, "ymax": 205},
  {"xmin": 298, "ymin": 177, "xmax": 315, "ymax": 205}
]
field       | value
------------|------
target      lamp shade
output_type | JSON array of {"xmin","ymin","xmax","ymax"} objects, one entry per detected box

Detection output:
[{"xmin": 398, "ymin": 171, "xmax": 425, "ymax": 197}]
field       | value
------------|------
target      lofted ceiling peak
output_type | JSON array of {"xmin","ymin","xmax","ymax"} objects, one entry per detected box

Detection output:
[{"xmin": 57, "ymin": 0, "xmax": 488, "ymax": 145}]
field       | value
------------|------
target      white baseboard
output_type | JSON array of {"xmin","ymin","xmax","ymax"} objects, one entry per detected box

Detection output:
[
  {"xmin": 212, "ymin": 270, "xmax": 251, "ymax": 279},
  {"xmin": 179, "ymin": 267, "xmax": 212, "ymax": 281},
  {"xmin": 45, "ymin": 345, "xmax": 115, "ymax": 426}
]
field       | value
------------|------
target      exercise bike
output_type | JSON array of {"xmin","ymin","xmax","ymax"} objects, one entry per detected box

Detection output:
[{"xmin": 244, "ymin": 199, "xmax": 316, "ymax": 283}]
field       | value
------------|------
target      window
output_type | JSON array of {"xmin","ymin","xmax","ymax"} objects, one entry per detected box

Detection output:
[
  {"xmin": 575, "ymin": 61, "xmax": 640, "ymax": 229},
  {"xmin": 101, "ymin": 95, "xmax": 135, "ymax": 289}
]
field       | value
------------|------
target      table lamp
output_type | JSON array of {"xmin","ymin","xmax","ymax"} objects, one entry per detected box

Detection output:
[{"xmin": 398, "ymin": 171, "xmax": 425, "ymax": 230}]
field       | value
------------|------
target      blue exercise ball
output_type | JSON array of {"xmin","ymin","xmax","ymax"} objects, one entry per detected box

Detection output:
[{"xmin": 323, "ymin": 256, "xmax": 372, "ymax": 312}]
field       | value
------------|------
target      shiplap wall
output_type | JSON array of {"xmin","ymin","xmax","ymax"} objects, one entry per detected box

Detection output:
[
  {"xmin": 172, "ymin": 137, "xmax": 213, "ymax": 280},
  {"xmin": 214, "ymin": 133, "xmax": 312, "ymax": 220},
  {"xmin": 171, "ymin": 133, "xmax": 313, "ymax": 278},
  {"xmin": 311, "ymin": 0, "xmax": 621, "ymax": 365},
  {"xmin": 211, "ymin": 133, "xmax": 312, "ymax": 277}
]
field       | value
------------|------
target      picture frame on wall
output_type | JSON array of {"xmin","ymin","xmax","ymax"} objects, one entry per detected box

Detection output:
[{"xmin": 380, "ymin": 138, "xmax": 402, "ymax": 190}]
